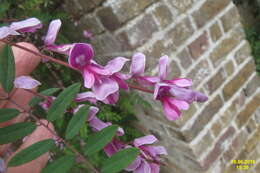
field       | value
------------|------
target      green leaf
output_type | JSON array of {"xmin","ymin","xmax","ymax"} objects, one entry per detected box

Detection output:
[
  {"xmin": 101, "ymin": 148, "xmax": 139, "ymax": 173},
  {"xmin": 41, "ymin": 155, "xmax": 74, "ymax": 173},
  {"xmin": 0, "ymin": 45, "xmax": 15, "ymax": 93},
  {"xmin": 8, "ymin": 139, "xmax": 55, "ymax": 167},
  {"xmin": 29, "ymin": 88, "xmax": 60, "ymax": 107},
  {"xmin": 65, "ymin": 105, "xmax": 89, "ymax": 140},
  {"xmin": 0, "ymin": 108, "xmax": 19, "ymax": 123},
  {"xmin": 0, "ymin": 122, "xmax": 36, "ymax": 144},
  {"xmin": 47, "ymin": 83, "xmax": 81, "ymax": 121},
  {"xmin": 84, "ymin": 125, "xmax": 118, "ymax": 156}
]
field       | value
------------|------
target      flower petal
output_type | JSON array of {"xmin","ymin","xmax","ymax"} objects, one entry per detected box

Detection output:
[
  {"xmin": 158, "ymin": 55, "xmax": 169, "ymax": 80},
  {"xmin": 134, "ymin": 160, "xmax": 151, "ymax": 173},
  {"xmin": 45, "ymin": 44, "xmax": 73, "ymax": 55},
  {"xmin": 169, "ymin": 85, "xmax": 195, "ymax": 103},
  {"xmin": 130, "ymin": 53, "xmax": 146, "ymax": 76},
  {"xmin": 83, "ymin": 30, "xmax": 93, "ymax": 39},
  {"xmin": 83, "ymin": 68, "xmax": 95, "ymax": 88},
  {"xmin": 69, "ymin": 43, "xmax": 94, "ymax": 69},
  {"xmin": 162, "ymin": 97, "xmax": 181, "ymax": 121},
  {"xmin": 150, "ymin": 163, "xmax": 160, "ymax": 173},
  {"xmin": 0, "ymin": 26, "xmax": 20, "ymax": 39},
  {"xmin": 14, "ymin": 76, "xmax": 41, "ymax": 89},
  {"xmin": 170, "ymin": 78, "xmax": 193, "ymax": 87},
  {"xmin": 89, "ymin": 63, "xmax": 111, "ymax": 75},
  {"xmin": 75, "ymin": 91, "xmax": 97, "ymax": 104},
  {"xmin": 125, "ymin": 156, "xmax": 142, "ymax": 171},
  {"xmin": 105, "ymin": 57, "xmax": 129, "ymax": 74},
  {"xmin": 194, "ymin": 91, "xmax": 208, "ymax": 102},
  {"xmin": 10, "ymin": 18, "xmax": 42, "ymax": 33},
  {"xmin": 88, "ymin": 106, "xmax": 99, "ymax": 121},
  {"xmin": 101, "ymin": 91, "xmax": 119, "ymax": 105},
  {"xmin": 153, "ymin": 83, "xmax": 171, "ymax": 100},
  {"xmin": 111, "ymin": 74, "xmax": 129, "ymax": 91},
  {"xmin": 143, "ymin": 146, "xmax": 168, "ymax": 157},
  {"xmin": 44, "ymin": 19, "xmax": 62, "ymax": 45},
  {"xmin": 88, "ymin": 116, "xmax": 109, "ymax": 131},
  {"xmin": 104, "ymin": 139, "xmax": 125, "ymax": 157},
  {"xmin": 168, "ymin": 98, "xmax": 189, "ymax": 110},
  {"xmin": 92, "ymin": 78, "xmax": 119, "ymax": 100},
  {"xmin": 133, "ymin": 135, "xmax": 158, "ymax": 147}
]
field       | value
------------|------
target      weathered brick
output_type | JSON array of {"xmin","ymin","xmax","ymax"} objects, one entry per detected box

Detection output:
[
  {"xmin": 224, "ymin": 60, "xmax": 235, "ymax": 77},
  {"xmin": 255, "ymin": 162, "xmax": 260, "ymax": 173},
  {"xmin": 168, "ymin": 60, "xmax": 182, "ymax": 79},
  {"xmin": 231, "ymin": 130, "xmax": 248, "ymax": 153},
  {"xmin": 182, "ymin": 95, "xmax": 223, "ymax": 142},
  {"xmin": 121, "ymin": 14, "xmax": 158, "ymax": 48},
  {"xmin": 174, "ymin": 104, "xmax": 197, "ymax": 127},
  {"xmin": 176, "ymin": 48, "xmax": 193, "ymax": 69},
  {"xmin": 188, "ymin": 32, "xmax": 209, "ymax": 60},
  {"xmin": 167, "ymin": 0, "xmax": 193, "ymax": 12},
  {"xmin": 245, "ymin": 74, "xmax": 260, "ymax": 97},
  {"xmin": 192, "ymin": 0, "xmax": 230, "ymax": 28},
  {"xmin": 167, "ymin": 17, "xmax": 194, "ymax": 47},
  {"xmin": 211, "ymin": 119, "xmax": 223, "ymax": 137},
  {"xmin": 223, "ymin": 60, "xmax": 255, "ymax": 101},
  {"xmin": 191, "ymin": 132, "xmax": 214, "ymax": 157},
  {"xmin": 244, "ymin": 127, "xmax": 260, "ymax": 153},
  {"xmin": 223, "ymin": 147, "xmax": 235, "ymax": 162},
  {"xmin": 202, "ymin": 126, "xmax": 236, "ymax": 169},
  {"xmin": 210, "ymin": 22, "xmax": 222, "ymax": 42},
  {"xmin": 210, "ymin": 28, "xmax": 244, "ymax": 66},
  {"xmin": 220, "ymin": 110, "xmax": 233, "ymax": 128},
  {"xmin": 153, "ymin": 4, "xmax": 173, "ymax": 28},
  {"xmin": 206, "ymin": 68, "xmax": 225, "ymax": 94},
  {"xmin": 235, "ymin": 94, "xmax": 260, "ymax": 128},
  {"xmin": 64, "ymin": 0, "xmax": 96, "ymax": 15},
  {"xmin": 246, "ymin": 118, "xmax": 257, "ymax": 134},
  {"xmin": 78, "ymin": 14, "xmax": 104, "ymax": 34},
  {"xmin": 110, "ymin": 0, "xmax": 154, "ymax": 23},
  {"xmin": 221, "ymin": 7, "xmax": 241, "ymax": 32},
  {"xmin": 187, "ymin": 60, "xmax": 211, "ymax": 88},
  {"xmin": 167, "ymin": 127, "xmax": 186, "ymax": 141},
  {"xmin": 90, "ymin": 33, "xmax": 126, "ymax": 61},
  {"xmin": 235, "ymin": 42, "xmax": 252, "ymax": 64},
  {"xmin": 97, "ymin": 7, "xmax": 121, "ymax": 31}
]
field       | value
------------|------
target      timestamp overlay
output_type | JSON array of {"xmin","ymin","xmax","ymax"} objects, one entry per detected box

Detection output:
[{"xmin": 231, "ymin": 160, "xmax": 256, "ymax": 170}]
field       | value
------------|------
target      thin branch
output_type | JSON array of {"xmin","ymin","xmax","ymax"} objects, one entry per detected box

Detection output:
[{"xmin": 3, "ymin": 95, "xmax": 100, "ymax": 173}]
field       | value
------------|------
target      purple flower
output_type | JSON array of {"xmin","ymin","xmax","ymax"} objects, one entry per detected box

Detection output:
[
  {"xmin": 10, "ymin": 18, "xmax": 42, "ymax": 33},
  {"xmin": 69, "ymin": 43, "xmax": 129, "ymax": 102},
  {"xmin": 125, "ymin": 135, "xmax": 167, "ymax": 173},
  {"xmin": 130, "ymin": 53, "xmax": 160, "ymax": 86},
  {"xmin": 153, "ymin": 56, "xmax": 207, "ymax": 120},
  {"xmin": 87, "ymin": 106, "xmax": 124, "ymax": 136},
  {"xmin": 39, "ymin": 96, "xmax": 56, "ymax": 111},
  {"xmin": 44, "ymin": 19, "xmax": 73, "ymax": 55},
  {"xmin": 0, "ymin": 18, "xmax": 42, "ymax": 39},
  {"xmin": 14, "ymin": 76, "xmax": 41, "ymax": 89}
]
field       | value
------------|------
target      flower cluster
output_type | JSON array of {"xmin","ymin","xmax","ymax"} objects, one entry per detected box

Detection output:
[{"xmin": 82, "ymin": 106, "xmax": 167, "ymax": 173}]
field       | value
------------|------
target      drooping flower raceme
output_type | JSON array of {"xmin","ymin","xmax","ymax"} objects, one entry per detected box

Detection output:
[
  {"xmin": 0, "ymin": 18, "xmax": 42, "ymax": 39},
  {"xmin": 130, "ymin": 54, "xmax": 208, "ymax": 120}
]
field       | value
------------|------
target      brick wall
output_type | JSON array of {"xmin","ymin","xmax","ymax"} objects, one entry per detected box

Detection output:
[{"xmin": 63, "ymin": 0, "xmax": 260, "ymax": 172}]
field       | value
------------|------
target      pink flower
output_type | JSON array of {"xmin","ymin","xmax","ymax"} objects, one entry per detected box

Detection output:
[
  {"xmin": 129, "ymin": 53, "xmax": 160, "ymax": 86},
  {"xmin": 126, "ymin": 135, "xmax": 167, "ymax": 173},
  {"xmin": 86, "ymin": 106, "xmax": 124, "ymax": 136},
  {"xmin": 69, "ymin": 43, "xmax": 129, "ymax": 103},
  {"xmin": 44, "ymin": 19, "xmax": 73, "ymax": 55},
  {"xmin": 14, "ymin": 76, "xmax": 41, "ymax": 89},
  {"xmin": 0, "ymin": 18, "xmax": 42, "ymax": 39},
  {"xmin": 39, "ymin": 96, "xmax": 56, "ymax": 111}
]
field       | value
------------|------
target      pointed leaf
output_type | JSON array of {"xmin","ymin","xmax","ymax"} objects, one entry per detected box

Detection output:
[
  {"xmin": 29, "ymin": 88, "xmax": 60, "ymax": 107},
  {"xmin": 8, "ymin": 139, "xmax": 55, "ymax": 167},
  {"xmin": 0, "ymin": 122, "xmax": 36, "ymax": 144},
  {"xmin": 101, "ymin": 148, "xmax": 140, "ymax": 173},
  {"xmin": 84, "ymin": 125, "xmax": 118, "ymax": 156},
  {"xmin": 0, "ymin": 45, "xmax": 15, "ymax": 92},
  {"xmin": 65, "ymin": 105, "xmax": 89, "ymax": 140},
  {"xmin": 41, "ymin": 155, "xmax": 74, "ymax": 173},
  {"xmin": 0, "ymin": 108, "xmax": 19, "ymax": 123},
  {"xmin": 47, "ymin": 83, "xmax": 81, "ymax": 121}
]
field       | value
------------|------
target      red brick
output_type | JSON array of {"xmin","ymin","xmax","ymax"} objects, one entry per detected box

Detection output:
[{"xmin": 188, "ymin": 32, "xmax": 209, "ymax": 60}]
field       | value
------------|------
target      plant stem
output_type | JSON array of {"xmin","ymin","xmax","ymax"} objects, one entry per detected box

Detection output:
[
  {"xmin": 2, "ymin": 95, "xmax": 100, "ymax": 173},
  {"xmin": 1, "ymin": 40, "xmax": 154, "ymax": 94}
]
